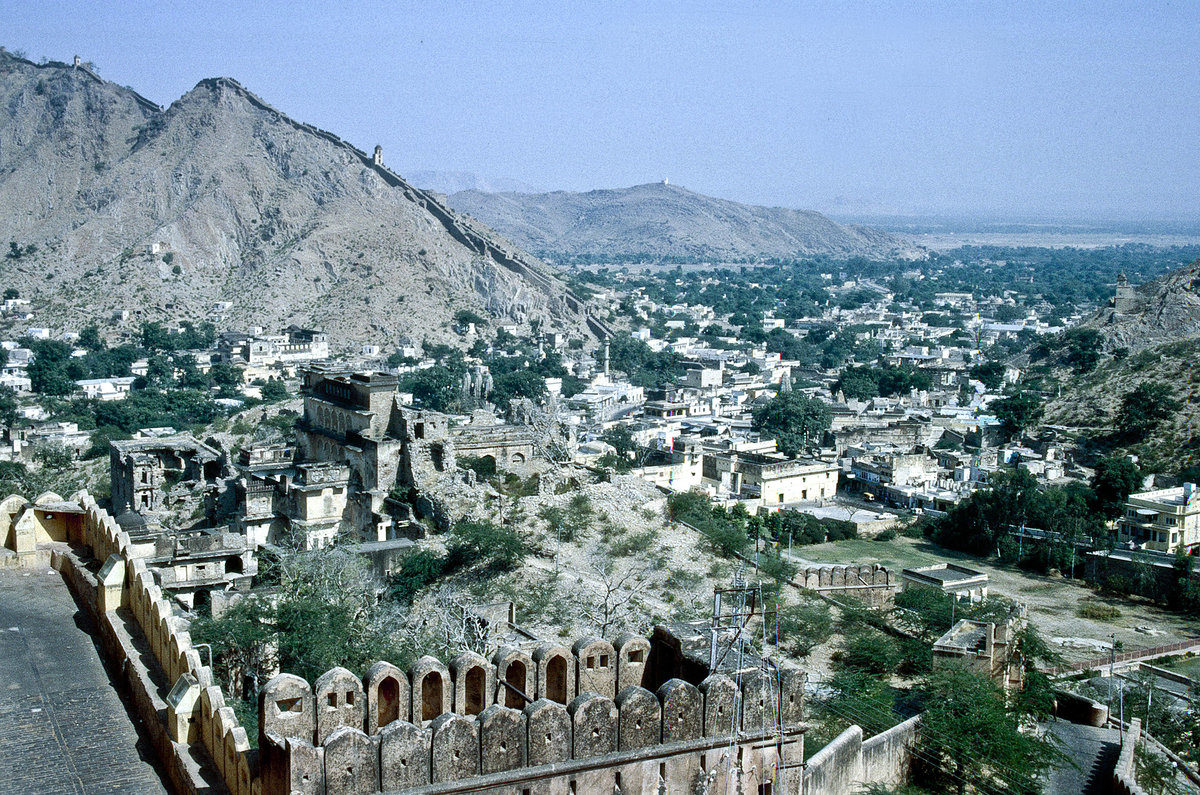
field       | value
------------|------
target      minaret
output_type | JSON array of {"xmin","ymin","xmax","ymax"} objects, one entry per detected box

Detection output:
[
  {"xmin": 372, "ymin": 145, "xmax": 383, "ymax": 166},
  {"xmin": 604, "ymin": 340, "xmax": 611, "ymax": 377}
]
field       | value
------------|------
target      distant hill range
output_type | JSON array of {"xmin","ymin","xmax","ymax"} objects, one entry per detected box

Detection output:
[
  {"xmin": 0, "ymin": 49, "xmax": 600, "ymax": 348},
  {"xmin": 1081, "ymin": 262, "xmax": 1200, "ymax": 352},
  {"xmin": 447, "ymin": 182, "xmax": 924, "ymax": 262},
  {"xmin": 407, "ymin": 170, "xmax": 542, "ymax": 196}
]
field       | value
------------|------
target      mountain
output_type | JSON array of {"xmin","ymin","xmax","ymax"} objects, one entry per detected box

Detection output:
[
  {"xmin": 1080, "ymin": 262, "xmax": 1200, "ymax": 352},
  {"xmin": 0, "ymin": 51, "xmax": 599, "ymax": 348},
  {"xmin": 446, "ymin": 182, "xmax": 924, "ymax": 262},
  {"xmin": 406, "ymin": 170, "xmax": 542, "ymax": 196}
]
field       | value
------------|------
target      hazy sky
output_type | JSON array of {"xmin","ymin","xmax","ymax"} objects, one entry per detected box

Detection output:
[{"xmin": 5, "ymin": 1, "xmax": 1198, "ymax": 219}]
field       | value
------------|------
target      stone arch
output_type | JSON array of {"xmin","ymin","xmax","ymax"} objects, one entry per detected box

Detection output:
[
  {"xmin": 699, "ymin": 674, "xmax": 738, "ymax": 738},
  {"xmin": 365, "ymin": 661, "xmax": 408, "ymax": 733},
  {"xmin": 658, "ymin": 678, "xmax": 702, "ymax": 742},
  {"xmin": 479, "ymin": 704, "xmax": 526, "ymax": 773},
  {"xmin": 429, "ymin": 713, "xmax": 479, "ymax": 783},
  {"xmin": 524, "ymin": 699, "xmax": 571, "ymax": 766},
  {"xmin": 572, "ymin": 636, "xmax": 616, "ymax": 698},
  {"xmin": 568, "ymin": 692, "xmax": 618, "ymax": 758},
  {"xmin": 492, "ymin": 647, "xmax": 534, "ymax": 710},
  {"xmin": 534, "ymin": 643, "xmax": 575, "ymax": 705},
  {"xmin": 450, "ymin": 651, "xmax": 491, "ymax": 717},
  {"xmin": 614, "ymin": 633, "xmax": 651, "ymax": 693},
  {"xmin": 409, "ymin": 656, "xmax": 450, "ymax": 726},
  {"xmin": 510, "ymin": 451, "xmax": 525, "ymax": 465},
  {"xmin": 323, "ymin": 726, "xmax": 378, "ymax": 795}
]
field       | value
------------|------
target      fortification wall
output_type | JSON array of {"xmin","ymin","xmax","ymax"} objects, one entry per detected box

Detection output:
[
  {"xmin": 1113, "ymin": 718, "xmax": 1147, "ymax": 795},
  {"xmin": 40, "ymin": 490, "xmax": 808, "ymax": 794},
  {"xmin": 803, "ymin": 715, "xmax": 919, "ymax": 795},
  {"xmin": 796, "ymin": 563, "xmax": 897, "ymax": 607},
  {"xmin": 256, "ymin": 639, "xmax": 806, "ymax": 794}
]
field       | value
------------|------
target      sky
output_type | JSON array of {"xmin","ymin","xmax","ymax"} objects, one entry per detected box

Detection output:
[{"xmin": 4, "ymin": 1, "xmax": 1198, "ymax": 220}]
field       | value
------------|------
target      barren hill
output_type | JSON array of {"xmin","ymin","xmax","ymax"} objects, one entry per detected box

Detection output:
[
  {"xmin": 1081, "ymin": 261, "xmax": 1200, "ymax": 352},
  {"xmin": 447, "ymin": 182, "xmax": 923, "ymax": 262},
  {"xmin": 0, "ymin": 51, "xmax": 597, "ymax": 348}
]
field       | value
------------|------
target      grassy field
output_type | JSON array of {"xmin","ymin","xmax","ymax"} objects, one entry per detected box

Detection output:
[
  {"xmin": 1158, "ymin": 654, "xmax": 1200, "ymax": 680},
  {"xmin": 787, "ymin": 536, "xmax": 951, "ymax": 571}
]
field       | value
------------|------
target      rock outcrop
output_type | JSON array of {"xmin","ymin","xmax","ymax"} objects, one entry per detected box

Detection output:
[{"xmin": 1082, "ymin": 261, "xmax": 1200, "ymax": 352}]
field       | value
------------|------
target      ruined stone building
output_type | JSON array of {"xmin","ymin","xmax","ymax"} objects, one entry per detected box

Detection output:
[
  {"xmin": 231, "ymin": 367, "xmax": 537, "ymax": 549},
  {"xmin": 110, "ymin": 434, "xmax": 229, "ymax": 520},
  {"xmin": 932, "ymin": 602, "xmax": 1027, "ymax": 692}
]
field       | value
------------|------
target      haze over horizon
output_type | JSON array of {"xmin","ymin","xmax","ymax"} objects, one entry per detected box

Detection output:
[{"xmin": 4, "ymin": 0, "xmax": 1198, "ymax": 222}]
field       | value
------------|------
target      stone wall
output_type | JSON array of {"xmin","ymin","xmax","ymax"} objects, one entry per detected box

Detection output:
[
  {"xmin": 257, "ymin": 642, "xmax": 806, "ymax": 794},
  {"xmin": 796, "ymin": 563, "xmax": 897, "ymax": 607},
  {"xmin": 1113, "ymin": 718, "xmax": 1148, "ymax": 795},
  {"xmin": 803, "ymin": 715, "xmax": 920, "ymax": 795}
]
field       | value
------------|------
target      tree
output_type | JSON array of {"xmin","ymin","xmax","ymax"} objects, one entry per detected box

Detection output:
[
  {"xmin": 2, "ymin": 288, "xmax": 18, "ymax": 300},
  {"xmin": 990, "ymin": 391, "xmax": 1043, "ymax": 440},
  {"xmin": 1091, "ymin": 455, "xmax": 1143, "ymax": 519},
  {"xmin": 751, "ymin": 391, "xmax": 832, "ymax": 456},
  {"xmin": 0, "ymin": 385, "xmax": 16, "ymax": 428},
  {"xmin": 78, "ymin": 324, "xmax": 105, "ymax": 352},
  {"xmin": 208, "ymin": 362, "xmax": 242, "ymax": 388},
  {"xmin": 490, "ymin": 369, "xmax": 546, "ymax": 410},
  {"xmin": 601, "ymin": 425, "xmax": 637, "ymax": 459},
  {"xmin": 970, "ymin": 361, "xmax": 1005, "ymax": 391},
  {"xmin": 260, "ymin": 379, "xmax": 288, "ymax": 402},
  {"xmin": 400, "ymin": 366, "xmax": 460, "ymax": 412},
  {"xmin": 448, "ymin": 519, "xmax": 527, "ymax": 573},
  {"xmin": 1061, "ymin": 327, "xmax": 1103, "ymax": 372},
  {"xmin": 1117, "ymin": 382, "xmax": 1183, "ymax": 441},
  {"xmin": 914, "ymin": 665, "xmax": 1063, "ymax": 794}
]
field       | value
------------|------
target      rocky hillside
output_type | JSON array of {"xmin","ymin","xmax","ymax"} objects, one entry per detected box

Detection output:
[
  {"xmin": 447, "ymin": 182, "xmax": 923, "ymax": 262},
  {"xmin": 0, "ymin": 51, "xmax": 598, "ymax": 348},
  {"xmin": 1080, "ymin": 261, "xmax": 1200, "ymax": 352}
]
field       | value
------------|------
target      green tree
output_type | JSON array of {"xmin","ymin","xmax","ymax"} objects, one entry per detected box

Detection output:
[
  {"xmin": 1117, "ymin": 382, "xmax": 1183, "ymax": 441},
  {"xmin": 914, "ymin": 665, "xmax": 1063, "ymax": 794},
  {"xmin": 1091, "ymin": 455, "xmax": 1142, "ymax": 519},
  {"xmin": 970, "ymin": 361, "xmax": 1005, "ymax": 391},
  {"xmin": 0, "ymin": 385, "xmax": 16, "ymax": 428},
  {"xmin": 209, "ymin": 362, "xmax": 242, "ymax": 388},
  {"xmin": 260, "ymin": 379, "xmax": 288, "ymax": 402},
  {"xmin": 449, "ymin": 519, "xmax": 527, "ymax": 573},
  {"xmin": 751, "ymin": 391, "xmax": 832, "ymax": 456},
  {"xmin": 78, "ymin": 324, "xmax": 105, "ymax": 352},
  {"xmin": 1061, "ymin": 327, "xmax": 1103, "ymax": 373},
  {"xmin": 601, "ymin": 425, "xmax": 637, "ymax": 459},
  {"xmin": 990, "ymin": 391, "xmax": 1043, "ymax": 440},
  {"xmin": 400, "ymin": 366, "xmax": 461, "ymax": 412}
]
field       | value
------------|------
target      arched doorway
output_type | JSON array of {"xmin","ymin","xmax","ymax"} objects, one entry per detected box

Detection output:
[
  {"xmin": 421, "ymin": 672, "xmax": 443, "ymax": 722},
  {"xmin": 504, "ymin": 660, "xmax": 526, "ymax": 709},
  {"xmin": 546, "ymin": 655, "xmax": 567, "ymax": 704},
  {"xmin": 464, "ymin": 666, "xmax": 485, "ymax": 715},
  {"xmin": 377, "ymin": 676, "xmax": 400, "ymax": 729}
]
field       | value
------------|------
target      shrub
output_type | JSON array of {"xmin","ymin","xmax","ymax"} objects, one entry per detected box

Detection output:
[
  {"xmin": 1077, "ymin": 602, "xmax": 1122, "ymax": 621},
  {"xmin": 874, "ymin": 528, "xmax": 898, "ymax": 542}
]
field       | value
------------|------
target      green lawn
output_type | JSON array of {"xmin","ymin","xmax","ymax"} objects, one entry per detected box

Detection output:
[
  {"xmin": 789, "ymin": 536, "xmax": 953, "ymax": 571},
  {"xmin": 1158, "ymin": 654, "xmax": 1200, "ymax": 680}
]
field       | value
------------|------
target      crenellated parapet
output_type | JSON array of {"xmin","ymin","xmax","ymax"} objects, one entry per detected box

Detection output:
[{"xmin": 255, "ymin": 635, "xmax": 806, "ymax": 794}]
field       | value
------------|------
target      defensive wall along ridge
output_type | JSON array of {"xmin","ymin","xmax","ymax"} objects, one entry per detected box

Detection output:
[{"xmin": 5, "ymin": 489, "xmax": 923, "ymax": 794}]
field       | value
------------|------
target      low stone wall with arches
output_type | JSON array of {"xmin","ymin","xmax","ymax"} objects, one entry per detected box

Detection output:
[{"xmin": 257, "ymin": 642, "xmax": 806, "ymax": 794}]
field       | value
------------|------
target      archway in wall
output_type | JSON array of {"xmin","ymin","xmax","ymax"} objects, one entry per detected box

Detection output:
[
  {"xmin": 464, "ymin": 666, "xmax": 485, "ymax": 715},
  {"xmin": 431, "ymin": 444, "xmax": 445, "ymax": 472},
  {"xmin": 421, "ymin": 672, "xmax": 443, "ymax": 722},
  {"xmin": 546, "ymin": 655, "xmax": 567, "ymax": 703},
  {"xmin": 510, "ymin": 452, "xmax": 525, "ymax": 465},
  {"xmin": 377, "ymin": 676, "xmax": 400, "ymax": 729},
  {"xmin": 226, "ymin": 556, "xmax": 243, "ymax": 574},
  {"xmin": 504, "ymin": 660, "xmax": 526, "ymax": 709}
]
